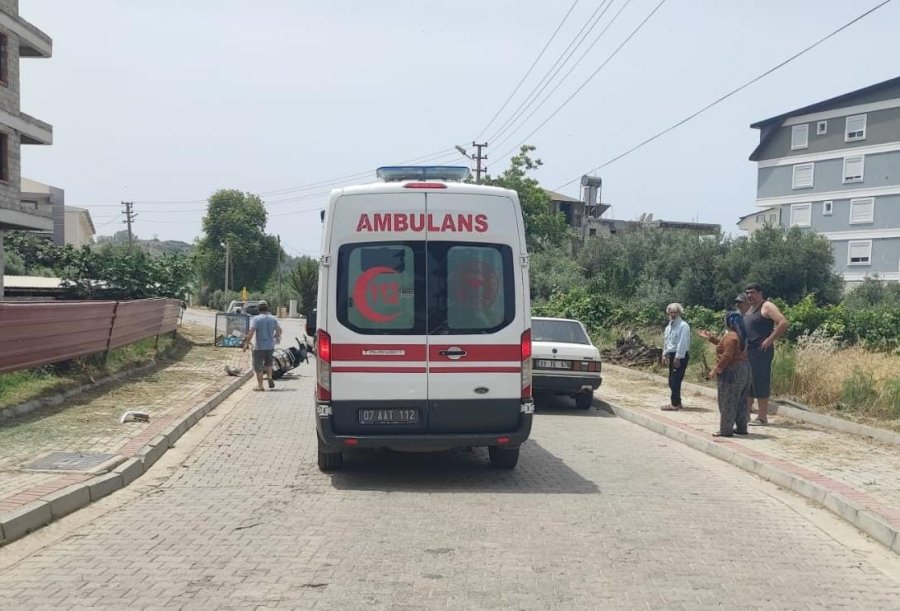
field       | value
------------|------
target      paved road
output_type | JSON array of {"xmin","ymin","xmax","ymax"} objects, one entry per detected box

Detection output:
[{"xmin": 1, "ymin": 370, "xmax": 899, "ymax": 609}]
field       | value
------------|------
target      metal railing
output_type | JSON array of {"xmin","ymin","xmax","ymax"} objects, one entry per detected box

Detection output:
[{"xmin": 0, "ymin": 298, "xmax": 182, "ymax": 374}]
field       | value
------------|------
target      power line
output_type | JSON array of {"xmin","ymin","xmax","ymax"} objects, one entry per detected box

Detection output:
[
  {"xmin": 130, "ymin": 148, "xmax": 456, "ymax": 205},
  {"xmin": 493, "ymin": 0, "xmax": 669, "ymax": 166},
  {"xmin": 474, "ymin": 0, "xmax": 581, "ymax": 142},
  {"xmin": 488, "ymin": 0, "xmax": 615, "ymax": 145},
  {"xmin": 489, "ymin": 0, "xmax": 635, "ymax": 154},
  {"xmin": 554, "ymin": 0, "xmax": 896, "ymax": 190}
]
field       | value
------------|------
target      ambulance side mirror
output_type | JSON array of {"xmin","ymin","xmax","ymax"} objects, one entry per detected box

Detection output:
[
  {"xmin": 320, "ymin": 210, "xmax": 325, "ymax": 223},
  {"xmin": 306, "ymin": 308, "xmax": 316, "ymax": 336}
]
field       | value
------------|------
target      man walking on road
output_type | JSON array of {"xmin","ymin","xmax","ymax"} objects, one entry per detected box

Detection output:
[
  {"xmin": 242, "ymin": 301, "xmax": 282, "ymax": 391},
  {"xmin": 743, "ymin": 283, "xmax": 788, "ymax": 425}
]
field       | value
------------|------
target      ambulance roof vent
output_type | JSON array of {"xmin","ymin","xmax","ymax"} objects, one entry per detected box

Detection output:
[{"xmin": 376, "ymin": 166, "xmax": 471, "ymax": 182}]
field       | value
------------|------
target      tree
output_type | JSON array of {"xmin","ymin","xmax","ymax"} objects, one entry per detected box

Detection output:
[
  {"xmin": 529, "ymin": 245, "xmax": 583, "ymax": 302},
  {"xmin": 484, "ymin": 145, "xmax": 569, "ymax": 250},
  {"xmin": 289, "ymin": 256, "xmax": 319, "ymax": 313},
  {"xmin": 4, "ymin": 231, "xmax": 192, "ymax": 299},
  {"xmin": 193, "ymin": 189, "xmax": 282, "ymax": 292},
  {"xmin": 715, "ymin": 226, "xmax": 842, "ymax": 306}
]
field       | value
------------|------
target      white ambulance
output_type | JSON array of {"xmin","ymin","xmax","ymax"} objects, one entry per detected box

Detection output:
[{"xmin": 314, "ymin": 166, "xmax": 534, "ymax": 471}]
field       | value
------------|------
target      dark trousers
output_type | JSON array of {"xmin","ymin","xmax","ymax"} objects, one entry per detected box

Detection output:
[{"xmin": 667, "ymin": 352, "xmax": 689, "ymax": 407}]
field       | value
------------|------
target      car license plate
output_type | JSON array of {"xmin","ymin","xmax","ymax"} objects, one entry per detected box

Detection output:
[
  {"xmin": 536, "ymin": 359, "xmax": 571, "ymax": 369},
  {"xmin": 358, "ymin": 408, "xmax": 420, "ymax": 425}
]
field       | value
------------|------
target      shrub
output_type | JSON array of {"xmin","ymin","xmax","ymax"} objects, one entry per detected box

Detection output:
[
  {"xmin": 881, "ymin": 377, "xmax": 900, "ymax": 418},
  {"xmin": 771, "ymin": 344, "xmax": 797, "ymax": 396},
  {"xmin": 840, "ymin": 368, "xmax": 878, "ymax": 411}
]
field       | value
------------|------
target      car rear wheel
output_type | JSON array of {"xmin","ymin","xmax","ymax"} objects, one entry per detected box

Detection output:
[
  {"xmin": 575, "ymin": 392, "xmax": 593, "ymax": 410},
  {"xmin": 488, "ymin": 446, "xmax": 519, "ymax": 469},
  {"xmin": 317, "ymin": 436, "xmax": 344, "ymax": 472}
]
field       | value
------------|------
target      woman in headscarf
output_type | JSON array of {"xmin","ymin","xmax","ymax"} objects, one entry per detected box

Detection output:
[{"xmin": 704, "ymin": 311, "xmax": 752, "ymax": 437}]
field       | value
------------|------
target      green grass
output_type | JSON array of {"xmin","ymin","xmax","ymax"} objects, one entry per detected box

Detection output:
[
  {"xmin": 0, "ymin": 333, "xmax": 183, "ymax": 411},
  {"xmin": 839, "ymin": 368, "xmax": 878, "ymax": 411},
  {"xmin": 771, "ymin": 344, "xmax": 797, "ymax": 396}
]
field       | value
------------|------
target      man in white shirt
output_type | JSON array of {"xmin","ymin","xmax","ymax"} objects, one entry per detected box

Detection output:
[{"xmin": 661, "ymin": 302, "xmax": 691, "ymax": 411}]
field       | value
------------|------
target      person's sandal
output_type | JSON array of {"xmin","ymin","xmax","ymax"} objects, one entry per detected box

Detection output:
[
  {"xmin": 661, "ymin": 405, "xmax": 682, "ymax": 411},
  {"xmin": 748, "ymin": 418, "xmax": 768, "ymax": 426},
  {"xmin": 712, "ymin": 432, "xmax": 733, "ymax": 437}
]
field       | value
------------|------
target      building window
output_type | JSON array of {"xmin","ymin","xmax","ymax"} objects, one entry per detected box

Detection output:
[
  {"xmin": 847, "ymin": 240, "xmax": 872, "ymax": 266},
  {"xmin": 845, "ymin": 114, "xmax": 867, "ymax": 141},
  {"xmin": 816, "ymin": 120, "xmax": 827, "ymax": 135},
  {"xmin": 0, "ymin": 132, "xmax": 7, "ymax": 182},
  {"xmin": 843, "ymin": 155, "xmax": 865, "ymax": 183},
  {"xmin": 823, "ymin": 201, "xmax": 833, "ymax": 216},
  {"xmin": 790, "ymin": 203, "xmax": 812, "ymax": 227},
  {"xmin": 792, "ymin": 163, "xmax": 814, "ymax": 189},
  {"xmin": 849, "ymin": 197, "xmax": 874, "ymax": 224},
  {"xmin": 791, "ymin": 124, "xmax": 809, "ymax": 150},
  {"xmin": 0, "ymin": 34, "xmax": 7, "ymax": 86},
  {"xmin": 588, "ymin": 228, "xmax": 596, "ymax": 237}
]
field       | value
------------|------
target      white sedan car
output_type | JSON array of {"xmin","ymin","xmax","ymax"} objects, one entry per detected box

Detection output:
[{"xmin": 531, "ymin": 317, "xmax": 602, "ymax": 409}]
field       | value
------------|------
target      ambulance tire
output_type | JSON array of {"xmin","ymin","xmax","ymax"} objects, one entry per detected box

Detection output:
[
  {"xmin": 575, "ymin": 392, "xmax": 593, "ymax": 410},
  {"xmin": 317, "ymin": 437, "xmax": 344, "ymax": 472},
  {"xmin": 488, "ymin": 446, "xmax": 519, "ymax": 469}
]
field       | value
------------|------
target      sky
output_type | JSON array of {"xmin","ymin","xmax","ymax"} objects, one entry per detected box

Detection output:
[{"xmin": 19, "ymin": 0, "xmax": 900, "ymax": 259}]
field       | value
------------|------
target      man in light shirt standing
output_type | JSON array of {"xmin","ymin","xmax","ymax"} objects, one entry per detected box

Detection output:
[
  {"xmin": 242, "ymin": 301, "xmax": 283, "ymax": 391},
  {"xmin": 661, "ymin": 303, "xmax": 691, "ymax": 411}
]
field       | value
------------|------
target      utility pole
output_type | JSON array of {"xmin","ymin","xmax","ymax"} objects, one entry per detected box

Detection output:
[
  {"xmin": 277, "ymin": 235, "xmax": 282, "ymax": 312},
  {"xmin": 122, "ymin": 202, "xmax": 136, "ymax": 252},
  {"xmin": 472, "ymin": 141, "xmax": 488, "ymax": 184},
  {"xmin": 224, "ymin": 239, "xmax": 230, "ymax": 293}
]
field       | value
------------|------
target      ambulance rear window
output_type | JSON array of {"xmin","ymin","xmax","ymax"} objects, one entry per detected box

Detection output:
[
  {"xmin": 337, "ymin": 242, "xmax": 425, "ymax": 334},
  {"xmin": 429, "ymin": 243, "xmax": 513, "ymax": 334},
  {"xmin": 336, "ymin": 241, "xmax": 513, "ymax": 335}
]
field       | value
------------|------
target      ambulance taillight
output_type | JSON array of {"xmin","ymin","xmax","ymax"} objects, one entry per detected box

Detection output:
[
  {"xmin": 520, "ymin": 329, "xmax": 532, "ymax": 400},
  {"xmin": 316, "ymin": 329, "xmax": 332, "ymax": 402}
]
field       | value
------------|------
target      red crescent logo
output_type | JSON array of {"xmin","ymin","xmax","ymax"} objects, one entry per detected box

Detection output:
[{"xmin": 353, "ymin": 266, "xmax": 401, "ymax": 323}]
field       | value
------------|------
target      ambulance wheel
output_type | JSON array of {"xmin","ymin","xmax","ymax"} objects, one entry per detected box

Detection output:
[
  {"xmin": 575, "ymin": 392, "xmax": 593, "ymax": 410},
  {"xmin": 489, "ymin": 446, "xmax": 519, "ymax": 469},
  {"xmin": 317, "ymin": 437, "xmax": 343, "ymax": 472}
]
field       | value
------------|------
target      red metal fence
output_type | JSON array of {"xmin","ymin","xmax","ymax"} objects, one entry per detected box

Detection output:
[{"xmin": 0, "ymin": 298, "xmax": 181, "ymax": 375}]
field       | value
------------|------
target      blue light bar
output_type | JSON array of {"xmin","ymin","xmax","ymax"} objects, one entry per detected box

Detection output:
[{"xmin": 376, "ymin": 166, "xmax": 471, "ymax": 182}]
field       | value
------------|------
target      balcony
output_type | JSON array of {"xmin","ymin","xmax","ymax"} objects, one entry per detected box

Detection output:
[{"xmin": 0, "ymin": 9, "xmax": 52, "ymax": 58}]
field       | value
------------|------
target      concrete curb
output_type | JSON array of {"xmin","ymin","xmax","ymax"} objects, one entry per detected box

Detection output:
[
  {"xmin": 606, "ymin": 364, "xmax": 900, "ymax": 446},
  {"xmin": 0, "ymin": 369, "xmax": 252, "ymax": 547},
  {"xmin": 602, "ymin": 398, "xmax": 900, "ymax": 555}
]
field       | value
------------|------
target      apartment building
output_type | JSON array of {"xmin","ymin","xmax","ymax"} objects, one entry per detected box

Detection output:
[
  {"xmin": 750, "ymin": 76, "xmax": 900, "ymax": 283},
  {"xmin": 0, "ymin": 1, "xmax": 52, "ymax": 297}
]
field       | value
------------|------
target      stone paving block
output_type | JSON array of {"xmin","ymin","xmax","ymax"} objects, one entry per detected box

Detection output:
[
  {"xmin": 43, "ymin": 483, "xmax": 91, "ymax": 520},
  {"xmin": 88, "ymin": 473, "xmax": 124, "ymax": 502},
  {"xmin": 0, "ymin": 501, "xmax": 52, "ymax": 543},
  {"xmin": 114, "ymin": 458, "xmax": 145, "ymax": 487}
]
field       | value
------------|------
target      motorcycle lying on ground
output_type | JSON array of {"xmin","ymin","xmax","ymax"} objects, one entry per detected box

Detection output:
[{"xmin": 271, "ymin": 337, "xmax": 311, "ymax": 380}]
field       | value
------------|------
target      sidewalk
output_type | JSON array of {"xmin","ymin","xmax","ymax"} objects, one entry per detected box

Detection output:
[
  {"xmin": 600, "ymin": 364, "xmax": 900, "ymax": 554},
  {"xmin": 0, "ymin": 324, "xmax": 251, "ymax": 546}
]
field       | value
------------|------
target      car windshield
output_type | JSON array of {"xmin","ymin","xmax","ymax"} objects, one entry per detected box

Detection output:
[{"xmin": 532, "ymin": 319, "xmax": 590, "ymax": 345}]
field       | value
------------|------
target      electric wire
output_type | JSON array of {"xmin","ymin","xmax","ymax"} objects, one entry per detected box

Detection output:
[
  {"xmin": 474, "ymin": 0, "xmax": 582, "ymax": 142},
  {"xmin": 554, "ymin": 0, "xmax": 896, "ymax": 190},
  {"xmin": 492, "ymin": 0, "xmax": 670, "ymax": 167},
  {"xmin": 489, "ymin": 0, "xmax": 635, "ymax": 154},
  {"xmin": 487, "ymin": 0, "xmax": 615, "ymax": 145}
]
